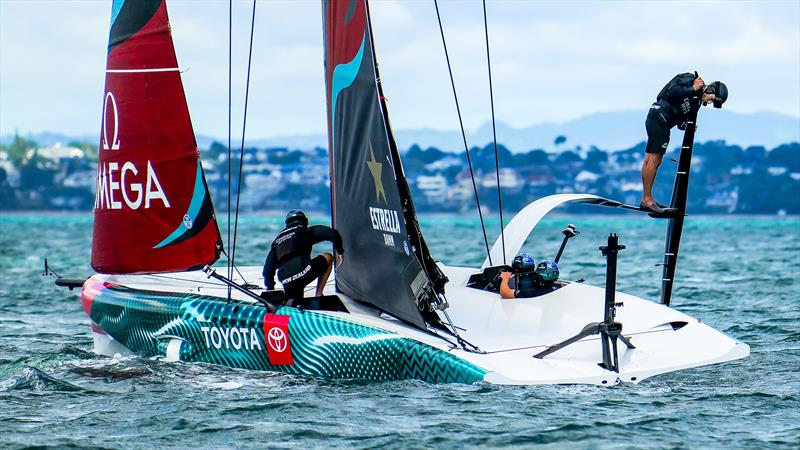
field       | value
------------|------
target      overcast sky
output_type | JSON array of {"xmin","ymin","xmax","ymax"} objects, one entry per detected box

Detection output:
[{"xmin": 1, "ymin": 0, "xmax": 798, "ymax": 140}]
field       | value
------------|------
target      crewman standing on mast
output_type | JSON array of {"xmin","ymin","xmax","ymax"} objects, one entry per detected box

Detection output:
[{"xmin": 640, "ymin": 72, "xmax": 728, "ymax": 214}]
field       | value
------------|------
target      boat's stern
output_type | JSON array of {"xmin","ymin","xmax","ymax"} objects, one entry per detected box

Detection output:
[{"xmin": 80, "ymin": 275, "xmax": 130, "ymax": 357}]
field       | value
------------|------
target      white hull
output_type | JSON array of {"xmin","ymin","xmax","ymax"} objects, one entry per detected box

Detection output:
[
  {"xmin": 443, "ymin": 266, "xmax": 748, "ymax": 385},
  {"xmin": 88, "ymin": 262, "xmax": 748, "ymax": 386}
]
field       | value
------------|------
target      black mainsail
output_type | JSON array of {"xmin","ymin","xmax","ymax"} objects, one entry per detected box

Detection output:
[{"xmin": 323, "ymin": 0, "xmax": 447, "ymax": 330}]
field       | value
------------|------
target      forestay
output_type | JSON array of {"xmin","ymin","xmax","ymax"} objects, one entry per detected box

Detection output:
[
  {"xmin": 323, "ymin": 0, "xmax": 446, "ymax": 329},
  {"xmin": 92, "ymin": 0, "xmax": 222, "ymax": 274}
]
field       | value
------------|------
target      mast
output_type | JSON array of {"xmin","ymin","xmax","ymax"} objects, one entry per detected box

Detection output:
[
  {"xmin": 364, "ymin": 1, "xmax": 449, "ymax": 296},
  {"xmin": 660, "ymin": 95, "xmax": 701, "ymax": 306}
]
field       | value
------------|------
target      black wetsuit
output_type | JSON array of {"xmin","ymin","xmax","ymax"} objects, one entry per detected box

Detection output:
[
  {"xmin": 262, "ymin": 224, "xmax": 344, "ymax": 300},
  {"xmin": 508, "ymin": 272, "xmax": 557, "ymax": 298},
  {"xmin": 646, "ymin": 72, "xmax": 702, "ymax": 154}
]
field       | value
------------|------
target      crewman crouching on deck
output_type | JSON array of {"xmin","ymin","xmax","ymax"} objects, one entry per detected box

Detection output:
[{"xmin": 263, "ymin": 210, "xmax": 344, "ymax": 304}]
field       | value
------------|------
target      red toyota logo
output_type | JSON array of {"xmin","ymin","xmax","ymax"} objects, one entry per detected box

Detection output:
[
  {"xmin": 263, "ymin": 315, "xmax": 293, "ymax": 365},
  {"xmin": 267, "ymin": 326, "xmax": 287, "ymax": 353}
]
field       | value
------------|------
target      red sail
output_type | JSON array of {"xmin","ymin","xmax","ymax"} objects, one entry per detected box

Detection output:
[{"xmin": 91, "ymin": 0, "xmax": 221, "ymax": 274}]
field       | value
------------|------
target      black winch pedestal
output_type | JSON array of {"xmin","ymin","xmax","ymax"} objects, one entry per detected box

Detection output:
[{"xmin": 534, "ymin": 234, "xmax": 635, "ymax": 373}]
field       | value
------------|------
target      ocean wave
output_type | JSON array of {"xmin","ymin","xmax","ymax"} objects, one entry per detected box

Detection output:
[{"xmin": 0, "ymin": 366, "xmax": 82, "ymax": 392}]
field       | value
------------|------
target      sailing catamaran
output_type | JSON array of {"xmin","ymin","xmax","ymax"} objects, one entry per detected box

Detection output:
[{"xmin": 58, "ymin": 0, "xmax": 748, "ymax": 385}]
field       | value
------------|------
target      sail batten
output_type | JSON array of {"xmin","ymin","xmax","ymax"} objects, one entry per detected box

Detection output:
[
  {"xmin": 323, "ymin": 0, "xmax": 444, "ymax": 329},
  {"xmin": 91, "ymin": 0, "xmax": 222, "ymax": 274}
]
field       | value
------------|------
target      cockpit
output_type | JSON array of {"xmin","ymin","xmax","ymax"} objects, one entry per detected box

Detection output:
[
  {"xmin": 466, "ymin": 264, "xmax": 566, "ymax": 298},
  {"xmin": 466, "ymin": 223, "xmax": 579, "ymax": 299}
]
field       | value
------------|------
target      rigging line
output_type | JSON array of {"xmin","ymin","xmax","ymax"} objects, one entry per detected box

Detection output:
[
  {"xmin": 230, "ymin": 0, "xmax": 257, "ymax": 276},
  {"xmin": 436, "ymin": 292, "xmax": 480, "ymax": 352},
  {"xmin": 481, "ymin": 328, "xmax": 672, "ymax": 355},
  {"xmin": 145, "ymin": 274, "xmax": 227, "ymax": 287},
  {"xmin": 226, "ymin": 0, "xmax": 233, "ymax": 298},
  {"xmin": 433, "ymin": 0, "xmax": 492, "ymax": 264},
  {"xmin": 481, "ymin": 343, "xmax": 548, "ymax": 354},
  {"xmin": 219, "ymin": 249, "xmax": 250, "ymax": 285},
  {"xmin": 428, "ymin": 324, "xmax": 483, "ymax": 353},
  {"xmin": 483, "ymin": 0, "xmax": 505, "ymax": 265},
  {"xmin": 300, "ymin": 277, "xmax": 336, "ymax": 296},
  {"xmin": 42, "ymin": 259, "xmax": 64, "ymax": 278}
]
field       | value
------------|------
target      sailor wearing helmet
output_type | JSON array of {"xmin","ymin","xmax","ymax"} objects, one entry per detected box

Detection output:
[
  {"xmin": 263, "ymin": 209, "xmax": 344, "ymax": 303},
  {"xmin": 640, "ymin": 72, "xmax": 728, "ymax": 214},
  {"xmin": 499, "ymin": 254, "xmax": 561, "ymax": 299}
]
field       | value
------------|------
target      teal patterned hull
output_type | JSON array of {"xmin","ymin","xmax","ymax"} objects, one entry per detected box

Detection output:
[{"xmin": 82, "ymin": 278, "xmax": 487, "ymax": 384}]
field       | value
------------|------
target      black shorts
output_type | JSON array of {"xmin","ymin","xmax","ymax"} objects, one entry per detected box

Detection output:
[
  {"xmin": 645, "ymin": 107, "xmax": 671, "ymax": 155},
  {"xmin": 280, "ymin": 255, "xmax": 329, "ymax": 299}
]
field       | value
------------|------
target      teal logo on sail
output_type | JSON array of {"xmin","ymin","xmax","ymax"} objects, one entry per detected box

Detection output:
[{"xmin": 154, "ymin": 160, "xmax": 213, "ymax": 249}]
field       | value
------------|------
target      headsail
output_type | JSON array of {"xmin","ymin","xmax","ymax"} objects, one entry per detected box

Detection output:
[
  {"xmin": 92, "ymin": 0, "xmax": 222, "ymax": 274},
  {"xmin": 323, "ymin": 0, "xmax": 447, "ymax": 329}
]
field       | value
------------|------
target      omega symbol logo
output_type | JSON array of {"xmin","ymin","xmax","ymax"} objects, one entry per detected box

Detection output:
[
  {"xmin": 102, "ymin": 91, "xmax": 121, "ymax": 150},
  {"xmin": 267, "ymin": 327, "xmax": 288, "ymax": 353}
]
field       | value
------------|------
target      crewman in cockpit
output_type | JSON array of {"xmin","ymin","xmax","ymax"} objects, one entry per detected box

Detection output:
[
  {"xmin": 499, "ymin": 254, "xmax": 560, "ymax": 299},
  {"xmin": 263, "ymin": 210, "xmax": 344, "ymax": 303}
]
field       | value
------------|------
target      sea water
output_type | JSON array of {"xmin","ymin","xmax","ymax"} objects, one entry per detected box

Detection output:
[{"xmin": 0, "ymin": 213, "xmax": 798, "ymax": 449}]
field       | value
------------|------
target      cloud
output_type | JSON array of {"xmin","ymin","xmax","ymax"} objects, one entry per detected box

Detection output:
[{"xmin": 1, "ymin": 0, "xmax": 798, "ymax": 139}]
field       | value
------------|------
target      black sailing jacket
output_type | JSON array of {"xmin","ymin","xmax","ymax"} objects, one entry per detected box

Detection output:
[
  {"xmin": 262, "ymin": 224, "xmax": 344, "ymax": 290},
  {"xmin": 654, "ymin": 72, "xmax": 701, "ymax": 128}
]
